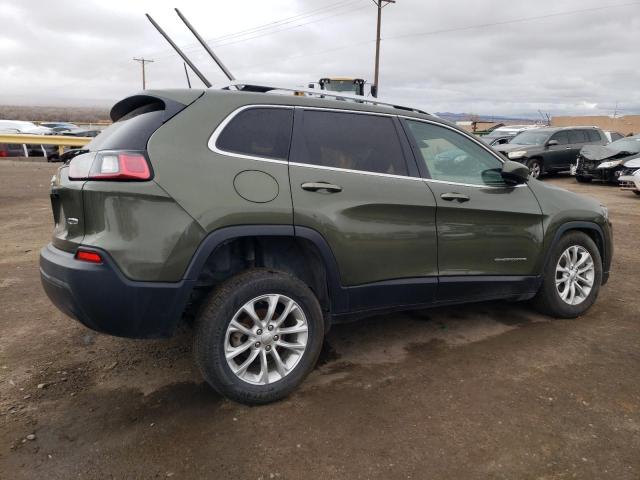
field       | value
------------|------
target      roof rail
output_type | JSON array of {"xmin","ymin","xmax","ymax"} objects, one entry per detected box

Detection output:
[{"xmin": 221, "ymin": 82, "xmax": 429, "ymax": 115}]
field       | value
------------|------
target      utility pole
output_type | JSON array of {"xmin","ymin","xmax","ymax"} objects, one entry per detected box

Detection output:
[
  {"xmin": 372, "ymin": 0, "xmax": 395, "ymax": 98},
  {"xmin": 133, "ymin": 57, "xmax": 154, "ymax": 89}
]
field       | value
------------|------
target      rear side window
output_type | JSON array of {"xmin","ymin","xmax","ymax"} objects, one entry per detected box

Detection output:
[
  {"xmin": 293, "ymin": 110, "xmax": 407, "ymax": 175},
  {"xmin": 215, "ymin": 107, "xmax": 293, "ymax": 160},
  {"xmin": 568, "ymin": 130, "xmax": 587, "ymax": 143}
]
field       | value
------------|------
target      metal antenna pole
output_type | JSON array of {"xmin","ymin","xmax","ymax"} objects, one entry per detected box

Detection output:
[
  {"xmin": 145, "ymin": 13, "xmax": 212, "ymax": 88},
  {"xmin": 183, "ymin": 63, "xmax": 192, "ymax": 88},
  {"xmin": 174, "ymin": 8, "xmax": 236, "ymax": 81},
  {"xmin": 133, "ymin": 57, "xmax": 154, "ymax": 89},
  {"xmin": 372, "ymin": 0, "xmax": 395, "ymax": 98}
]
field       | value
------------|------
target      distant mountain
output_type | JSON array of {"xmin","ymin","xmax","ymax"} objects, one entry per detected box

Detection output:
[{"xmin": 435, "ymin": 112, "xmax": 537, "ymax": 123}]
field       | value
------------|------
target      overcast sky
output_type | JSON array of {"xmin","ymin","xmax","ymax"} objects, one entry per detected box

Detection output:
[{"xmin": 1, "ymin": 0, "xmax": 639, "ymax": 117}]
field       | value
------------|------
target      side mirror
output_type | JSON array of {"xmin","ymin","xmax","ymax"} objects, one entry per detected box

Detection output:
[
  {"xmin": 501, "ymin": 160, "xmax": 530, "ymax": 185},
  {"xmin": 547, "ymin": 139, "xmax": 558, "ymax": 146}
]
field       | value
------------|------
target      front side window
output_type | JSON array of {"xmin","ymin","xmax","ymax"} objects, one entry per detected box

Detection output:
[
  {"xmin": 293, "ymin": 110, "xmax": 408, "ymax": 175},
  {"xmin": 216, "ymin": 107, "xmax": 293, "ymax": 160},
  {"xmin": 405, "ymin": 120, "xmax": 504, "ymax": 186},
  {"xmin": 550, "ymin": 131, "xmax": 570, "ymax": 145}
]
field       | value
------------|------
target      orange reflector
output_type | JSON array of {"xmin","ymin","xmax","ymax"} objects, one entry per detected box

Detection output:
[{"xmin": 75, "ymin": 250, "xmax": 103, "ymax": 264}]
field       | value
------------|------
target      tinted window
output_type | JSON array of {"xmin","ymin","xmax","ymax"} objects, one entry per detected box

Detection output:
[
  {"xmin": 294, "ymin": 110, "xmax": 407, "ymax": 175},
  {"xmin": 587, "ymin": 129, "xmax": 602, "ymax": 142},
  {"xmin": 216, "ymin": 107, "xmax": 293, "ymax": 160},
  {"xmin": 511, "ymin": 131, "xmax": 549, "ymax": 145},
  {"xmin": 551, "ymin": 131, "xmax": 569, "ymax": 145},
  {"xmin": 406, "ymin": 120, "xmax": 504, "ymax": 186},
  {"xmin": 568, "ymin": 130, "xmax": 587, "ymax": 143}
]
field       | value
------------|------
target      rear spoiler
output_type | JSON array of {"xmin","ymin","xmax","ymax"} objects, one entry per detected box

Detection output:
[{"xmin": 110, "ymin": 90, "xmax": 204, "ymax": 122}]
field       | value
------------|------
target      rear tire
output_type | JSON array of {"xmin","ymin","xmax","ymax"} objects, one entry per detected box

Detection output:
[
  {"xmin": 527, "ymin": 158, "xmax": 543, "ymax": 179},
  {"xmin": 633, "ymin": 191, "xmax": 640, "ymax": 196},
  {"xmin": 532, "ymin": 231, "xmax": 602, "ymax": 318},
  {"xmin": 194, "ymin": 268, "xmax": 324, "ymax": 405},
  {"xmin": 576, "ymin": 175, "xmax": 592, "ymax": 183}
]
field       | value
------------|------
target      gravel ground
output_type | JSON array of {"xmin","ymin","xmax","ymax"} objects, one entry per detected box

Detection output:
[{"xmin": 1, "ymin": 160, "xmax": 638, "ymax": 479}]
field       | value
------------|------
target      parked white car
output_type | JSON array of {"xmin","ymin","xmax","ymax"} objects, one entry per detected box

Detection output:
[
  {"xmin": 0, "ymin": 120, "xmax": 52, "ymax": 135},
  {"xmin": 618, "ymin": 157, "xmax": 640, "ymax": 196}
]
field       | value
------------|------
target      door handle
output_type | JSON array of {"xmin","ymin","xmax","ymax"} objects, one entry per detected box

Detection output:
[
  {"xmin": 440, "ymin": 192, "xmax": 470, "ymax": 203},
  {"xmin": 301, "ymin": 182, "xmax": 343, "ymax": 193}
]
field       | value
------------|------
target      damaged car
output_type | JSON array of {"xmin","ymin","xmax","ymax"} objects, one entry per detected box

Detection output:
[
  {"xmin": 574, "ymin": 135, "xmax": 640, "ymax": 183},
  {"xmin": 618, "ymin": 157, "xmax": 640, "ymax": 196}
]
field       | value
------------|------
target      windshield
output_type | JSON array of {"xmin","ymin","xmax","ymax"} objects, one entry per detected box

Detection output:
[
  {"xmin": 609, "ymin": 136, "xmax": 640, "ymax": 153},
  {"xmin": 484, "ymin": 130, "xmax": 513, "ymax": 139},
  {"xmin": 511, "ymin": 131, "xmax": 550, "ymax": 145},
  {"xmin": 322, "ymin": 79, "xmax": 358, "ymax": 93}
]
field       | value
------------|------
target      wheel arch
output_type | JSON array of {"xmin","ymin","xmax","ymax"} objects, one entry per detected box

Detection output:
[
  {"xmin": 544, "ymin": 221, "xmax": 606, "ymax": 273},
  {"xmin": 182, "ymin": 225, "xmax": 347, "ymax": 320}
]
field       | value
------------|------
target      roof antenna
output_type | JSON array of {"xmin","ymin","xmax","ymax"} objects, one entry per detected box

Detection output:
[
  {"xmin": 183, "ymin": 63, "xmax": 192, "ymax": 88},
  {"xmin": 174, "ymin": 8, "xmax": 236, "ymax": 82},
  {"xmin": 145, "ymin": 13, "xmax": 212, "ymax": 88}
]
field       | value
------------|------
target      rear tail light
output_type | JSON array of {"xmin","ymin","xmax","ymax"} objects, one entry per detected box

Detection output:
[
  {"xmin": 0, "ymin": 150, "xmax": 7, "ymax": 157},
  {"xmin": 75, "ymin": 249, "xmax": 103, "ymax": 264},
  {"xmin": 68, "ymin": 151, "xmax": 152, "ymax": 181}
]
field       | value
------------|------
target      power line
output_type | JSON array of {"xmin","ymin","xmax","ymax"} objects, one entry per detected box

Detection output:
[
  {"xmin": 145, "ymin": 0, "xmax": 363, "ymax": 60},
  {"xmin": 384, "ymin": 1, "xmax": 640, "ymax": 41},
  {"xmin": 235, "ymin": 1, "xmax": 640, "ymax": 72}
]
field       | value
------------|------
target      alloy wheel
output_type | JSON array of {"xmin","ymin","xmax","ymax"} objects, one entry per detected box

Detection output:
[
  {"xmin": 224, "ymin": 294, "xmax": 309, "ymax": 385},
  {"xmin": 529, "ymin": 161, "xmax": 541, "ymax": 178},
  {"xmin": 555, "ymin": 245, "xmax": 595, "ymax": 306}
]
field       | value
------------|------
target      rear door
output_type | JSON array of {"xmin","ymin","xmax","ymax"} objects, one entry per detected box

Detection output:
[
  {"xmin": 289, "ymin": 108, "xmax": 438, "ymax": 307},
  {"xmin": 401, "ymin": 119, "xmax": 544, "ymax": 302},
  {"xmin": 567, "ymin": 129, "xmax": 589, "ymax": 167}
]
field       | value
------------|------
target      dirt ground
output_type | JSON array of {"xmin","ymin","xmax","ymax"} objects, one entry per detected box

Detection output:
[{"xmin": 1, "ymin": 160, "xmax": 638, "ymax": 479}]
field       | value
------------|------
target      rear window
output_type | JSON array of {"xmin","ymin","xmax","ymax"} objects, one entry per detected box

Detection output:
[
  {"xmin": 292, "ymin": 110, "xmax": 408, "ymax": 175},
  {"xmin": 215, "ymin": 107, "xmax": 293, "ymax": 160},
  {"xmin": 86, "ymin": 105, "xmax": 166, "ymax": 152}
]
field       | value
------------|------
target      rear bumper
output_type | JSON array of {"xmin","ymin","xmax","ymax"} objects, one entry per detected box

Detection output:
[{"xmin": 39, "ymin": 244, "xmax": 194, "ymax": 338}]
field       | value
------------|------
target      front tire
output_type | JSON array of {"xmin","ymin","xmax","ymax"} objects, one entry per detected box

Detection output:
[
  {"xmin": 527, "ymin": 158, "xmax": 543, "ymax": 179},
  {"xmin": 194, "ymin": 269, "xmax": 324, "ymax": 405},
  {"xmin": 532, "ymin": 231, "xmax": 602, "ymax": 318}
]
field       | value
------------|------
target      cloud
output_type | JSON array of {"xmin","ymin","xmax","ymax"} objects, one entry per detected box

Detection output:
[{"xmin": 0, "ymin": 0, "xmax": 638, "ymax": 117}]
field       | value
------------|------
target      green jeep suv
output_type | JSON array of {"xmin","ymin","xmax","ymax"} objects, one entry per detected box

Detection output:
[{"xmin": 40, "ymin": 85, "xmax": 613, "ymax": 404}]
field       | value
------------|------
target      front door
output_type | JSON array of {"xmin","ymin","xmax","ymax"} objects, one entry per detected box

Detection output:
[
  {"xmin": 289, "ymin": 108, "xmax": 438, "ymax": 311},
  {"xmin": 401, "ymin": 118, "xmax": 544, "ymax": 303},
  {"xmin": 545, "ymin": 130, "xmax": 573, "ymax": 170}
]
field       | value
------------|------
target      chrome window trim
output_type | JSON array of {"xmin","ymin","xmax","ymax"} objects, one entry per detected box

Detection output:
[
  {"xmin": 208, "ymin": 104, "xmax": 528, "ymax": 189},
  {"xmin": 288, "ymin": 161, "xmax": 423, "ymax": 182},
  {"xmin": 207, "ymin": 104, "xmax": 293, "ymax": 165}
]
